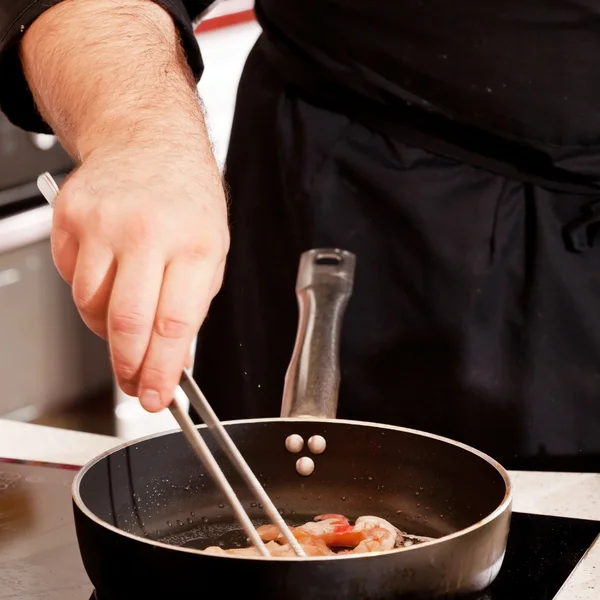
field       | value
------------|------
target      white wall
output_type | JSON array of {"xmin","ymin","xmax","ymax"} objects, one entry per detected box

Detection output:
[
  {"xmin": 198, "ymin": 20, "xmax": 262, "ymax": 169},
  {"xmin": 114, "ymin": 20, "xmax": 262, "ymax": 440}
]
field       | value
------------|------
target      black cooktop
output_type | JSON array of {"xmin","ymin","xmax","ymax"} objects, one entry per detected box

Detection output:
[{"xmin": 1, "ymin": 458, "xmax": 598, "ymax": 600}]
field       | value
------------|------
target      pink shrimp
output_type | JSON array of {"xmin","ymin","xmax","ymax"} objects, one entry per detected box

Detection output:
[
  {"xmin": 348, "ymin": 516, "xmax": 402, "ymax": 553},
  {"xmin": 204, "ymin": 514, "xmax": 403, "ymax": 556},
  {"xmin": 257, "ymin": 514, "xmax": 366, "ymax": 549},
  {"xmin": 205, "ymin": 537, "xmax": 333, "ymax": 557}
]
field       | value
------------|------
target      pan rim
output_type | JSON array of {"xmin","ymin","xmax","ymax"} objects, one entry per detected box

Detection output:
[{"xmin": 72, "ymin": 417, "xmax": 513, "ymax": 563}]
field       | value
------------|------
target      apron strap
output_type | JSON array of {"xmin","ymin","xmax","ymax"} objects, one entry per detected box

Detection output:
[{"xmin": 256, "ymin": 35, "xmax": 600, "ymax": 197}]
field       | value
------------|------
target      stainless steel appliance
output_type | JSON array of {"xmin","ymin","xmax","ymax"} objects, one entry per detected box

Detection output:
[{"xmin": 0, "ymin": 111, "xmax": 112, "ymax": 421}]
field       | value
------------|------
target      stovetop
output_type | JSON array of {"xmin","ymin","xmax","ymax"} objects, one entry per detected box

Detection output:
[{"xmin": 1, "ymin": 458, "xmax": 598, "ymax": 600}]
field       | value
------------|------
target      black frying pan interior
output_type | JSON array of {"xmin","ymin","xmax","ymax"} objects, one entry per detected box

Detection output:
[{"xmin": 79, "ymin": 419, "xmax": 507, "ymax": 551}]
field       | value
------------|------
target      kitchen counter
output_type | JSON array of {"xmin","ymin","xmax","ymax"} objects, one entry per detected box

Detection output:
[
  {"xmin": 1, "ymin": 418, "xmax": 598, "ymax": 599},
  {"xmin": 0, "ymin": 418, "xmax": 119, "ymax": 465}
]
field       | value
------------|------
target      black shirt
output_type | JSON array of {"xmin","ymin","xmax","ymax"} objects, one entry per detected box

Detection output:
[
  {"xmin": 2, "ymin": 1, "xmax": 600, "ymax": 152},
  {"xmin": 0, "ymin": 0, "xmax": 206, "ymax": 133}
]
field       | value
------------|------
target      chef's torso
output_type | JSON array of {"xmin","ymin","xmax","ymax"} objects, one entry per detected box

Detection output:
[{"xmin": 257, "ymin": 0, "xmax": 600, "ymax": 152}]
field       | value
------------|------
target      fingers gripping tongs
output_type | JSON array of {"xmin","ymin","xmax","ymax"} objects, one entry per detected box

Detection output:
[{"xmin": 36, "ymin": 171, "xmax": 304, "ymax": 558}]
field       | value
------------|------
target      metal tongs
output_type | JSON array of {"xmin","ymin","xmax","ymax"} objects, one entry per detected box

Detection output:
[{"xmin": 36, "ymin": 172, "xmax": 304, "ymax": 558}]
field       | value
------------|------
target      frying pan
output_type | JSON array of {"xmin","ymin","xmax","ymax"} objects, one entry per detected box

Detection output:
[{"xmin": 72, "ymin": 248, "xmax": 512, "ymax": 599}]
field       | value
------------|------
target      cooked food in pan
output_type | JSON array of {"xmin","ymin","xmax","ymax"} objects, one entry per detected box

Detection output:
[{"xmin": 204, "ymin": 513, "xmax": 435, "ymax": 557}]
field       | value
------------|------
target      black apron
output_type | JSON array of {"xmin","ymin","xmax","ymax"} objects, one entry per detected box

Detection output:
[{"xmin": 193, "ymin": 5, "xmax": 600, "ymax": 472}]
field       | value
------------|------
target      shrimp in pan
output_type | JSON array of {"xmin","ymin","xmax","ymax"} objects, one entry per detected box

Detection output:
[
  {"xmin": 257, "ymin": 513, "xmax": 367, "ymax": 549},
  {"xmin": 204, "ymin": 514, "xmax": 410, "ymax": 557},
  {"xmin": 346, "ymin": 516, "xmax": 403, "ymax": 553},
  {"xmin": 204, "ymin": 537, "xmax": 331, "ymax": 557}
]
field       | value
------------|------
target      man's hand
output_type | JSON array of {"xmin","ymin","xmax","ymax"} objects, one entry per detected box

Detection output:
[
  {"xmin": 52, "ymin": 143, "xmax": 228, "ymax": 412},
  {"xmin": 21, "ymin": 0, "xmax": 229, "ymax": 411}
]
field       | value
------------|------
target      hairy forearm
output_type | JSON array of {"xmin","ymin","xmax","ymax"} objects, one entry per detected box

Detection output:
[{"xmin": 21, "ymin": 0, "xmax": 208, "ymax": 162}]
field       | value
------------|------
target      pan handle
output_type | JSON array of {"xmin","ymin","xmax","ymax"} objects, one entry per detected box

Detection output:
[{"xmin": 280, "ymin": 248, "xmax": 356, "ymax": 419}]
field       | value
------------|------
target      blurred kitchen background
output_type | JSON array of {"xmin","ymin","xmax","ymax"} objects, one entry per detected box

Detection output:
[{"xmin": 0, "ymin": 0, "xmax": 260, "ymax": 441}]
